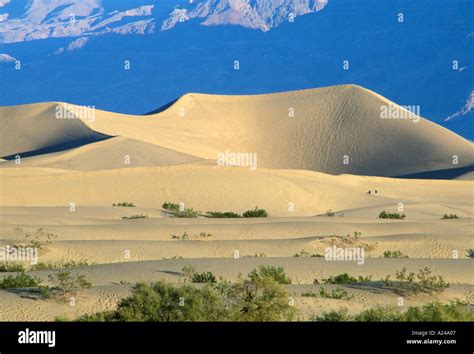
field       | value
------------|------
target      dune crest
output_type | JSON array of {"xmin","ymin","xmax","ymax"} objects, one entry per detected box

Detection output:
[{"xmin": 1, "ymin": 85, "xmax": 472, "ymax": 177}]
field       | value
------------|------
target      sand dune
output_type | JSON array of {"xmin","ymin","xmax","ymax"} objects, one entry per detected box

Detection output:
[
  {"xmin": 0, "ymin": 136, "xmax": 202, "ymax": 170},
  {"xmin": 0, "ymin": 85, "xmax": 472, "ymax": 321},
  {"xmin": 1, "ymin": 85, "xmax": 472, "ymax": 176}
]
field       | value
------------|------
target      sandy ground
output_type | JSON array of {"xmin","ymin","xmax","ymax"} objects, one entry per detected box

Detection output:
[{"xmin": 0, "ymin": 86, "xmax": 473, "ymax": 321}]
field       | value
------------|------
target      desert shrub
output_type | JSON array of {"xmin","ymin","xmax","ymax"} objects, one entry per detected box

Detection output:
[
  {"xmin": 24, "ymin": 228, "xmax": 58, "ymax": 249},
  {"xmin": 382, "ymin": 250, "xmax": 408, "ymax": 258},
  {"xmin": 30, "ymin": 260, "xmax": 91, "ymax": 271},
  {"xmin": 172, "ymin": 232, "xmax": 189, "ymax": 240},
  {"xmin": 81, "ymin": 281, "xmax": 227, "ymax": 322},
  {"xmin": 0, "ymin": 262, "xmax": 25, "ymax": 272},
  {"xmin": 300, "ymin": 290, "xmax": 319, "ymax": 297},
  {"xmin": 313, "ymin": 303, "xmax": 474, "ymax": 322},
  {"xmin": 325, "ymin": 209, "xmax": 335, "ymax": 217},
  {"xmin": 317, "ymin": 273, "xmax": 372, "ymax": 284},
  {"xmin": 319, "ymin": 287, "xmax": 353, "ymax": 300},
  {"xmin": 79, "ymin": 277, "xmax": 295, "ymax": 322},
  {"xmin": 0, "ymin": 272, "xmax": 42, "ymax": 289},
  {"xmin": 249, "ymin": 265, "xmax": 291, "ymax": 285},
  {"xmin": 191, "ymin": 272, "xmax": 217, "ymax": 284},
  {"xmin": 353, "ymin": 306, "xmax": 403, "ymax": 321},
  {"xmin": 293, "ymin": 250, "xmax": 323, "ymax": 258},
  {"xmin": 162, "ymin": 202, "xmax": 180, "ymax": 211},
  {"xmin": 403, "ymin": 302, "xmax": 474, "ymax": 321},
  {"xmin": 378, "ymin": 211, "xmax": 406, "ymax": 219},
  {"xmin": 113, "ymin": 202, "xmax": 135, "ymax": 207},
  {"xmin": 313, "ymin": 308, "xmax": 350, "ymax": 322},
  {"xmin": 243, "ymin": 207, "xmax": 268, "ymax": 218},
  {"xmin": 226, "ymin": 276, "xmax": 296, "ymax": 321},
  {"xmin": 122, "ymin": 214, "xmax": 148, "ymax": 219},
  {"xmin": 441, "ymin": 214, "xmax": 459, "ymax": 219},
  {"xmin": 384, "ymin": 267, "xmax": 449, "ymax": 294},
  {"xmin": 206, "ymin": 211, "xmax": 241, "ymax": 218},
  {"xmin": 196, "ymin": 232, "xmax": 212, "ymax": 238},
  {"xmin": 172, "ymin": 208, "xmax": 199, "ymax": 218},
  {"xmin": 41, "ymin": 271, "xmax": 92, "ymax": 300},
  {"xmin": 181, "ymin": 266, "xmax": 196, "ymax": 278}
]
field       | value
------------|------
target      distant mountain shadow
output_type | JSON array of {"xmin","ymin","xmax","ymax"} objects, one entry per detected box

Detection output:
[
  {"xmin": 1, "ymin": 134, "xmax": 113, "ymax": 160},
  {"xmin": 396, "ymin": 165, "xmax": 474, "ymax": 180}
]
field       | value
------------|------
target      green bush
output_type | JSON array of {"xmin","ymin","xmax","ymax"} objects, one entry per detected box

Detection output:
[
  {"xmin": 172, "ymin": 208, "xmax": 199, "ymax": 218},
  {"xmin": 113, "ymin": 202, "xmax": 135, "ymax": 207},
  {"xmin": 325, "ymin": 209, "xmax": 335, "ymax": 217},
  {"xmin": 249, "ymin": 265, "xmax": 291, "ymax": 285},
  {"xmin": 206, "ymin": 211, "xmax": 241, "ymax": 218},
  {"xmin": 41, "ymin": 271, "xmax": 92, "ymax": 300},
  {"xmin": 378, "ymin": 211, "xmax": 406, "ymax": 219},
  {"xmin": 0, "ymin": 262, "xmax": 26, "ymax": 272},
  {"xmin": 30, "ymin": 260, "xmax": 91, "ymax": 271},
  {"xmin": 243, "ymin": 207, "xmax": 268, "ymax": 218},
  {"xmin": 79, "ymin": 277, "xmax": 296, "ymax": 322},
  {"xmin": 313, "ymin": 308, "xmax": 350, "ymax": 322},
  {"xmin": 316, "ymin": 273, "xmax": 372, "ymax": 284},
  {"xmin": 191, "ymin": 272, "xmax": 217, "ymax": 284},
  {"xmin": 122, "ymin": 214, "xmax": 148, "ymax": 219},
  {"xmin": 0, "ymin": 272, "xmax": 42, "ymax": 289},
  {"xmin": 441, "ymin": 214, "xmax": 459, "ymax": 219},
  {"xmin": 319, "ymin": 287, "xmax": 353, "ymax": 300},
  {"xmin": 293, "ymin": 250, "xmax": 323, "ymax": 258},
  {"xmin": 382, "ymin": 250, "xmax": 408, "ymax": 258},
  {"xmin": 383, "ymin": 267, "xmax": 449, "ymax": 294},
  {"xmin": 162, "ymin": 202, "xmax": 180, "ymax": 212},
  {"xmin": 313, "ymin": 302, "xmax": 474, "ymax": 322},
  {"xmin": 24, "ymin": 228, "xmax": 58, "ymax": 250}
]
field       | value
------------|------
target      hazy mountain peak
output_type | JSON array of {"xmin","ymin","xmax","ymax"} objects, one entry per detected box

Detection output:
[{"xmin": 162, "ymin": 0, "xmax": 329, "ymax": 32}]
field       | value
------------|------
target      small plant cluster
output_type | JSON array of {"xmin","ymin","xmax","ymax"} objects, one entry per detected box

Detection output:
[
  {"xmin": 162, "ymin": 202, "xmax": 199, "ymax": 218},
  {"xmin": 79, "ymin": 266, "xmax": 296, "ymax": 322},
  {"xmin": 249, "ymin": 265, "xmax": 292, "ymax": 284},
  {"xmin": 313, "ymin": 302, "xmax": 474, "ymax": 322},
  {"xmin": 0, "ymin": 263, "xmax": 26, "ymax": 272},
  {"xmin": 0, "ymin": 270, "xmax": 91, "ymax": 301},
  {"xmin": 302, "ymin": 287, "xmax": 352, "ymax": 300},
  {"xmin": 122, "ymin": 214, "xmax": 148, "ymax": 219},
  {"xmin": 242, "ymin": 206, "xmax": 268, "ymax": 218},
  {"xmin": 163, "ymin": 202, "xmax": 268, "ymax": 218},
  {"xmin": 206, "ymin": 211, "xmax": 241, "ymax": 218},
  {"xmin": 314, "ymin": 273, "xmax": 372, "ymax": 284},
  {"xmin": 441, "ymin": 214, "xmax": 459, "ymax": 219},
  {"xmin": 181, "ymin": 265, "xmax": 218, "ymax": 284},
  {"xmin": 171, "ymin": 232, "xmax": 212, "ymax": 240},
  {"xmin": 325, "ymin": 209, "xmax": 335, "ymax": 217},
  {"xmin": 0, "ymin": 272, "xmax": 41, "ymax": 289},
  {"xmin": 382, "ymin": 250, "xmax": 409, "ymax": 258},
  {"xmin": 112, "ymin": 202, "xmax": 135, "ymax": 207},
  {"xmin": 382, "ymin": 267, "xmax": 449, "ymax": 294},
  {"xmin": 40, "ymin": 271, "xmax": 92, "ymax": 300},
  {"xmin": 30, "ymin": 260, "xmax": 91, "ymax": 271},
  {"xmin": 378, "ymin": 211, "xmax": 406, "ymax": 219},
  {"xmin": 293, "ymin": 250, "xmax": 323, "ymax": 258},
  {"xmin": 23, "ymin": 228, "xmax": 58, "ymax": 250}
]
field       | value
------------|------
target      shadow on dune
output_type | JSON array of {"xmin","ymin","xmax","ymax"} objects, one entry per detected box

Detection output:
[
  {"xmin": 1, "ymin": 134, "xmax": 113, "ymax": 160},
  {"xmin": 395, "ymin": 165, "xmax": 474, "ymax": 180}
]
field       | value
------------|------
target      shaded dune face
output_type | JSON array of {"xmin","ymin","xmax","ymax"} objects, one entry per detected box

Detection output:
[
  {"xmin": 0, "ymin": 103, "xmax": 111, "ymax": 159},
  {"xmin": 1, "ymin": 85, "xmax": 473, "ymax": 177}
]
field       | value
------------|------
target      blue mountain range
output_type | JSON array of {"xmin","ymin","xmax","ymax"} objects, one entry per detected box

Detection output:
[{"xmin": 0, "ymin": 0, "xmax": 472, "ymax": 139}]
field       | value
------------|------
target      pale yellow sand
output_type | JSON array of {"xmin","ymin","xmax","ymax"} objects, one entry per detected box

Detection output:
[{"xmin": 0, "ymin": 85, "xmax": 472, "ymax": 321}]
